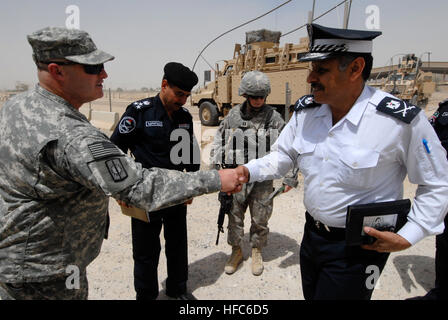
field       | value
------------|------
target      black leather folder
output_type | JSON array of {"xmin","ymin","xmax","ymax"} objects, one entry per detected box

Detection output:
[{"xmin": 345, "ymin": 199, "xmax": 411, "ymax": 246}]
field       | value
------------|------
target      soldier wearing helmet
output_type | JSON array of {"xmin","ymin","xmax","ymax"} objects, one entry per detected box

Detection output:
[{"xmin": 210, "ymin": 70, "xmax": 298, "ymax": 276}]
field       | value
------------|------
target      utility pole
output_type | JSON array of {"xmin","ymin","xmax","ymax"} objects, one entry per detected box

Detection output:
[
  {"xmin": 343, "ymin": 0, "xmax": 352, "ymax": 29},
  {"xmin": 108, "ymin": 88, "xmax": 112, "ymax": 112},
  {"xmin": 308, "ymin": 0, "xmax": 316, "ymax": 23}
]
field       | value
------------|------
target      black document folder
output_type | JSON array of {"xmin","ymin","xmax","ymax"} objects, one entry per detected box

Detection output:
[{"xmin": 345, "ymin": 199, "xmax": 411, "ymax": 246}]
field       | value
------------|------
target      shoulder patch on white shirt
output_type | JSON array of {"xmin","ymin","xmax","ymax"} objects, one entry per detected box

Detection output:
[
  {"xmin": 376, "ymin": 97, "xmax": 421, "ymax": 124},
  {"xmin": 294, "ymin": 95, "xmax": 321, "ymax": 112}
]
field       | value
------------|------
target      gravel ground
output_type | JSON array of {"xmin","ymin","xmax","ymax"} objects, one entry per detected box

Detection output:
[
  {"xmin": 86, "ymin": 176, "xmax": 436, "ymax": 300},
  {"xmin": 86, "ymin": 91, "xmax": 448, "ymax": 300},
  {"xmin": 1, "ymin": 90, "xmax": 446, "ymax": 301}
]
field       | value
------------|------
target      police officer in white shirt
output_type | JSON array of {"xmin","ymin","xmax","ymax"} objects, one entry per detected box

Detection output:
[{"xmin": 236, "ymin": 23, "xmax": 448, "ymax": 300}]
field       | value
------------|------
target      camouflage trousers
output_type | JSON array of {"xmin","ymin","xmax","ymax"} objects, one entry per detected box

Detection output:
[
  {"xmin": 0, "ymin": 270, "xmax": 88, "ymax": 300},
  {"xmin": 227, "ymin": 180, "xmax": 274, "ymax": 248}
]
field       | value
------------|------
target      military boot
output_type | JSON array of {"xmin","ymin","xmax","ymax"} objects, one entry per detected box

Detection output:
[
  {"xmin": 251, "ymin": 247, "xmax": 264, "ymax": 276},
  {"xmin": 224, "ymin": 245, "xmax": 243, "ymax": 274}
]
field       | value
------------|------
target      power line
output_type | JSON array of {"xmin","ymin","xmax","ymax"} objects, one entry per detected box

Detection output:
[
  {"xmin": 281, "ymin": 0, "xmax": 352, "ymax": 38},
  {"xmin": 191, "ymin": 0, "xmax": 292, "ymax": 72}
]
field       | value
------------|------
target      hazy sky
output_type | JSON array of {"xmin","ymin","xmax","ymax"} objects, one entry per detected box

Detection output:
[{"xmin": 0, "ymin": 0, "xmax": 447, "ymax": 91}]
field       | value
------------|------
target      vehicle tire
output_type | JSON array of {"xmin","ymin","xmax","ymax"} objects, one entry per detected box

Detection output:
[{"xmin": 199, "ymin": 101, "xmax": 219, "ymax": 126}]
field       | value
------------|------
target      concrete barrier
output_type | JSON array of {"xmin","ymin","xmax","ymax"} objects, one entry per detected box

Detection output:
[
  {"xmin": 90, "ymin": 110, "xmax": 119, "ymax": 131},
  {"xmin": 79, "ymin": 105, "xmax": 92, "ymax": 121}
]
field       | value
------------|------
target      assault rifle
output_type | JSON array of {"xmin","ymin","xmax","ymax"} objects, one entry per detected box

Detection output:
[
  {"xmin": 215, "ymin": 163, "xmax": 237, "ymax": 245},
  {"xmin": 216, "ymin": 191, "xmax": 233, "ymax": 245}
]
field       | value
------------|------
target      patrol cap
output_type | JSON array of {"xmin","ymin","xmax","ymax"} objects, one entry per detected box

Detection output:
[
  {"xmin": 27, "ymin": 26, "xmax": 114, "ymax": 65},
  {"xmin": 299, "ymin": 23, "xmax": 382, "ymax": 62},
  {"xmin": 163, "ymin": 62, "xmax": 198, "ymax": 92}
]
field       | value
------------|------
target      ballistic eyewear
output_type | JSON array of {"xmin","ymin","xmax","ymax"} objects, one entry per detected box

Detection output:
[
  {"xmin": 248, "ymin": 95, "xmax": 265, "ymax": 100},
  {"xmin": 43, "ymin": 61, "xmax": 105, "ymax": 75}
]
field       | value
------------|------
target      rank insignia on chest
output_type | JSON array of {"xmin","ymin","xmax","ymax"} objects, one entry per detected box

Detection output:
[
  {"xmin": 376, "ymin": 97, "xmax": 421, "ymax": 124},
  {"xmin": 241, "ymin": 121, "xmax": 249, "ymax": 128}
]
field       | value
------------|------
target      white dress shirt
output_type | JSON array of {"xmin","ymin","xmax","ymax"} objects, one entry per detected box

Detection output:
[{"xmin": 245, "ymin": 85, "xmax": 448, "ymax": 245}]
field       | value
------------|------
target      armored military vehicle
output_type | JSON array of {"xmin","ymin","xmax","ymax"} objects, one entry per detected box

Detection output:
[
  {"xmin": 370, "ymin": 54, "xmax": 435, "ymax": 106},
  {"xmin": 192, "ymin": 29, "xmax": 311, "ymax": 126}
]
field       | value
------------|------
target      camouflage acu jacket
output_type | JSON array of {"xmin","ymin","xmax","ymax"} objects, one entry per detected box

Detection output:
[
  {"xmin": 0, "ymin": 85, "xmax": 220, "ymax": 283},
  {"xmin": 209, "ymin": 102, "xmax": 298, "ymax": 187}
]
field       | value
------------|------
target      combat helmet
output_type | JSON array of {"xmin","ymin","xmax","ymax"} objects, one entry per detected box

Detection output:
[{"xmin": 238, "ymin": 71, "xmax": 271, "ymax": 97}]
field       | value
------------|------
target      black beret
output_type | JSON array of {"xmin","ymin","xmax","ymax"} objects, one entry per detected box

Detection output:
[{"xmin": 163, "ymin": 62, "xmax": 198, "ymax": 92}]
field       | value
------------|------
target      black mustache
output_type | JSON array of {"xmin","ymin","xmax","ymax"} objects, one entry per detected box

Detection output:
[{"xmin": 311, "ymin": 83, "xmax": 324, "ymax": 90}]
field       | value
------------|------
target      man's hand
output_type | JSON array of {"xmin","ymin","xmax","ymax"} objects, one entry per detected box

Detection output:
[
  {"xmin": 235, "ymin": 165, "xmax": 249, "ymax": 184},
  {"xmin": 218, "ymin": 169, "xmax": 243, "ymax": 194},
  {"xmin": 361, "ymin": 227, "xmax": 412, "ymax": 252},
  {"xmin": 283, "ymin": 185, "xmax": 293, "ymax": 193},
  {"xmin": 116, "ymin": 199, "xmax": 132, "ymax": 208}
]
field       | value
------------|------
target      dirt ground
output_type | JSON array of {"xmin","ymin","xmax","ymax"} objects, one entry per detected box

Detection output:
[
  {"xmin": 83, "ymin": 90, "xmax": 448, "ymax": 300},
  {"xmin": 0, "ymin": 89, "xmax": 446, "ymax": 300}
]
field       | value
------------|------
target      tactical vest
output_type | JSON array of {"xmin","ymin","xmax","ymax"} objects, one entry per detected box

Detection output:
[{"xmin": 221, "ymin": 103, "xmax": 276, "ymax": 166}]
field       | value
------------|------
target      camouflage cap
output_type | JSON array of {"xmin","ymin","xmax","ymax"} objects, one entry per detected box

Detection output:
[
  {"xmin": 238, "ymin": 71, "xmax": 271, "ymax": 97},
  {"xmin": 27, "ymin": 27, "xmax": 114, "ymax": 65}
]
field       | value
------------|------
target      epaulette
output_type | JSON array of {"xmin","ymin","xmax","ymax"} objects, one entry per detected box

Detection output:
[
  {"xmin": 131, "ymin": 98, "xmax": 153, "ymax": 110},
  {"xmin": 294, "ymin": 95, "xmax": 321, "ymax": 112},
  {"xmin": 376, "ymin": 97, "xmax": 421, "ymax": 124}
]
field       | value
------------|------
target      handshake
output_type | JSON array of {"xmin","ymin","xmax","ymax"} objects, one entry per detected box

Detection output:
[{"xmin": 218, "ymin": 166, "xmax": 250, "ymax": 194}]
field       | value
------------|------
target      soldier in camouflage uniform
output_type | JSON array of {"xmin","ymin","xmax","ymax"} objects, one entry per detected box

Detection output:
[
  {"xmin": 0, "ymin": 27, "xmax": 242, "ymax": 300},
  {"xmin": 210, "ymin": 71, "xmax": 298, "ymax": 276}
]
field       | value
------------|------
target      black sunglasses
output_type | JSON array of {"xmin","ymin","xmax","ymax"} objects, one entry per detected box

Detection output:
[
  {"xmin": 248, "ymin": 95, "xmax": 265, "ymax": 100},
  {"xmin": 44, "ymin": 61, "xmax": 104, "ymax": 75}
]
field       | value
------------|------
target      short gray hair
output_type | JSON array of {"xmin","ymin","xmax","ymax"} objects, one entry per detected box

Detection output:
[{"xmin": 336, "ymin": 53, "xmax": 373, "ymax": 81}]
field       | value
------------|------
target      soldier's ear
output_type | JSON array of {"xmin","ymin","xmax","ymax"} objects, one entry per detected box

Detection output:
[
  {"xmin": 350, "ymin": 57, "xmax": 365, "ymax": 81},
  {"xmin": 47, "ymin": 63, "xmax": 64, "ymax": 79}
]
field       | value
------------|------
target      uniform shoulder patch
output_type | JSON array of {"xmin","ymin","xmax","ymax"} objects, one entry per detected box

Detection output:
[
  {"xmin": 376, "ymin": 97, "xmax": 421, "ymax": 124},
  {"xmin": 88, "ymin": 141, "xmax": 123, "ymax": 161},
  {"xmin": 294, "ymin": 95, "xmax": 321, "ymax": 112}
]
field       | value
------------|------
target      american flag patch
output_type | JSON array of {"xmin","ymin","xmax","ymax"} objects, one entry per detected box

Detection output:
[{"xmin": 88, "ymin": 141, "xmax": 122, "ymax": 160}]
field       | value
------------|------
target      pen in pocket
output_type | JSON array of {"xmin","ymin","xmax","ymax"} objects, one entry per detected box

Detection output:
[{"xmin": 422, "ymin": 139, "xmax": 431, "ymax": 154}]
